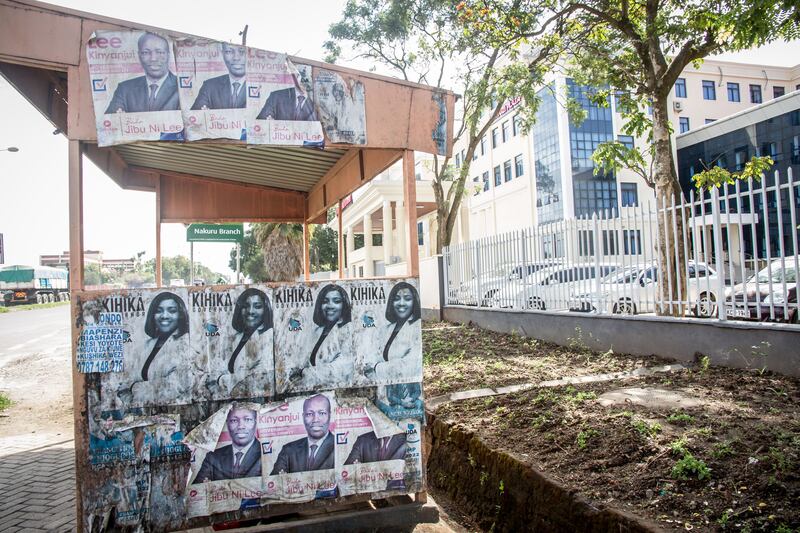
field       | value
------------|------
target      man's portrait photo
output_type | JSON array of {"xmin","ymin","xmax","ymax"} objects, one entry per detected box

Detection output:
[
  {"xmin": 256, "ymin": 64, "xmax": 318, "ymax": 121},
  {"xmin": 270, "ymin": 394, "xmax": 334, "ymax": 475},
  {"xmin": 344, "ymin": 430, "xmax": 407, "ymax": 465},
  {"xmin": 191, "ymin": 43, "xmax": 247, "ymax": 110},
  {"xmin": 194, "ymin": 407, "xmax": 261, "ymax": 482},
  {"xmin": 105, "ymin": 32, "xmax": 179, "ymax": 114}
]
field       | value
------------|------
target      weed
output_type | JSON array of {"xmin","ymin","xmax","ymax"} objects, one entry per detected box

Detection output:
[
  {"xmin": 532, "ymin": 389, "xmax": 557, "ymax": 406},
  {"xmin": 690, "ymin": 426, "xmax": 713, "ymax": 438},
  {"xmin": 667, "ymin": 412, "xmax": 695, "ymax": 426},
  {"xmin": 717, "ymin": 509, "xmax": 732, "ymax": 528},
  {"xmin": 0, "ymin": 392, "xmax": 11, "ymax": 411},
  {"xmin": 484, "ymin": 397, "xmax": 495, "ymax": 407},
  {"xmin": 669, "ymin": 436, "xmax": 690, "ymax": 456},
  {"xmin": 711, "ymin": 442, "xmax": 735, "ymax": 459},
  {"xmin": 671, "ymin": 452, "xmax": 711, "ymax": 481},
  {"xmin": 567, "ymin": 326, "xmax": 592, "ymax": 354},
  {"xmin": 768, "ymin": 447, "xmax": 790, "ymax": 475},
  {"xmin": 531, "ymin": 414, "xmax": 549, "ymax": 430},
  {"xmin": 577, "ymin": 428, "xmax": 599, "ymax": 449},
  {"xmin": 480, "ymin": 471, "xmax": 488, "ymax": 486},
  {"xmin": 698, "ymin": 355, "xmax": 710, "ymax": 373},
  {"xmin": 632, "ymin": 419, "xmax": 662, "ymax": 439},
  {"xmin": 468, "ymin": 454, "xmax": 477, "ymax": 467},
  {"xmin": 775, "ymin": 524, "xmax": 793, "ymax": 533},
  {"xmin": 498, "ymin": 479, "xmax": 505, "ymax": 495}
]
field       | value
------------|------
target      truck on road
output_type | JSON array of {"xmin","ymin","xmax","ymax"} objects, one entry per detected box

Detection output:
[{"xmin": 0, "ymin": 264, "xmax": 70, "ymax": 305}]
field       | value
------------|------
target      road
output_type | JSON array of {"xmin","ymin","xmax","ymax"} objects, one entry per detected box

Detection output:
[{"xmin": 0, "ymin": 304, "xmax": 73, "ymax": 439}]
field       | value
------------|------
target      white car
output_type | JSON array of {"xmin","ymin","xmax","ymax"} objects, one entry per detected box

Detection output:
[
  {"xmin": 570, "ymin": 261, "xmax": 720, "ymax": 317},
  {"xmin": 453, "ymin": 261, "xmax": 561, "ymax": 306},
  {"xmin": 492, "ymin": 262, "xmax": 620, "ymax": 311}
]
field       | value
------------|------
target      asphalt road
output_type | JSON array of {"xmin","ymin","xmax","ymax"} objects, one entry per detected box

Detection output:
[{"xmin": 0, "ymin": 304, "xmax": 71, "ymax": 367}]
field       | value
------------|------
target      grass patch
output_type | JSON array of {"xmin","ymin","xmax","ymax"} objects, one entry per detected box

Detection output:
[
  {"xmin": 0, "ymin": 301, "xmax": 69, "ymax": 313},
  {"xmin": 671, "ymin": 452, "xmax": 711, "ymax": 481},
  {"xmin": 667, "ymin": 412, "xmax": 695, "ymax": 426},
  {"xmin": 0, "ymin": 392, "xmax": 12, "ymax": 411}
]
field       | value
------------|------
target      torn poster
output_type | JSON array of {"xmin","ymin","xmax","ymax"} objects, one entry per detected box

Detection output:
[
  {"xmin": 273, "ymin": 283, "xmax": 356, "ymax": 394},
  {"xmin": 77, "ymin": 312, "xmax": 124, "ymax": 373},
  {"xmin": 189, "ymin": 285, "xmax": 274, "ymax": 400},
  {"xmin": 314, "ymin": 68, "xmax": 366, "ymax": 144},
  {"xmin": 92, "ymin": 289, "xmax": 199, "ymax": 411},
  {"xmin": 86, "ymin": 30, "xmax": 184, "ymax": 146},
  {"xmin": 376, "ymin": 382, "xmax": 425, "ymax": 421},
  {"xmin": 246, "ymin": 53, "xmax": 324, "ymax": 146},
  {"xmin": 431, "ymin": 91, "xmax": 448, "ymax": 156},
  {"xmin": 175, "ymin": 38, "xmax": 248, "ymax": 141},
  {"xmin": 353, "ymin": 279, "xmax": 423, "ymax": 387},
  {"xmin": 185, "ymin": 403, "xmax": 266, "ymax": 518}
]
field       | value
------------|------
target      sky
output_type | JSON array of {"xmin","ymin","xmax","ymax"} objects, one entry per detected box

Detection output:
[{"xmin": 0, "ymin": 0, "xmax": 798, "ymax": 278}]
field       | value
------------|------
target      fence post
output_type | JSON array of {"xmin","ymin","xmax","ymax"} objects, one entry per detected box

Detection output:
[
  {"xmin": 710, "ymin": 187, "xmax": 727, "ymax": 321},
  {"xmin": 521, "ymin": 228, "xmax": 529, "ymax": 309},
  {"xmin": 475, "ymin": 240, "xmax": 483, "ymax": 307},
  {"xmin": 442, "ymin": 246, "xmax": 449, "ymax": 309},
  {"xmin": 593, "ymin": 214, "xmax": 602, "ymax": 296}
]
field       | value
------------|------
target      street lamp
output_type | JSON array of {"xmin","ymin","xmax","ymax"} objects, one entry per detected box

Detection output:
[{"xmin": 1, "ymin": 147, "xmax": 19, "ymax": 152}]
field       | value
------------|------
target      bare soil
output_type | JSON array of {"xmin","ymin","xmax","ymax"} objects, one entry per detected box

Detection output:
[{"xmin": 425, "ymin": 323, "xmax": 800, "ymax": 532}]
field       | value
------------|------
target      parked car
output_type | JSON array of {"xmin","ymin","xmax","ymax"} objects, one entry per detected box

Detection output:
[
  {"xmin": 724, "ymin": 257, "xmax": 798, "ymax": 323},
  {"xmin": 453, "ymin": 261, "xmax": 561, "ymax": 306},
  {"xmin": 569, "ymin": 261, "xmax": 720, "ymax": 317},
  {"xmin": 492, "ymin": 262, "xmax": 620, "ymax": 311}
]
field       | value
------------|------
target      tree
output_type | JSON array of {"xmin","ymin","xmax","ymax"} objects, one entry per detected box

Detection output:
[
  {"xmin": 310, "ymin": 225, "xmax": 338, "ymax": 273},
  {"xmin": 143, "ymin": 256, "xmax": 223, "ymax": 285},
  {"xmin": 326, "ymin": 0, "xmax": 573, "ymax": 253},
  {"xmin": 252, "ymin": 223, "xmax": 304, "ymax": 282},
  {"xmin": 229, "ymin": 227, "xmax": 268, "ymax": 282}
]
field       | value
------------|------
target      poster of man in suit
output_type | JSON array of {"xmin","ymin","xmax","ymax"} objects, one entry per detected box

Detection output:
[
  {"xmin": 246, "ymin": 52, "xmax": 324, "ymax": 146},
  {"xmin": 260, "ymin": 393, "xmax": 337, "ymax": 502},
  {"xmin": 86, "ymin": 30, "xmax": 184, "ymax": 146},
  {"xmin": 175, "ymin": 39, "xmax": 248, "ymax": 141},
  {"xmin": 313, "ymin": 68, "xmax": 367, "ymax": 145}
]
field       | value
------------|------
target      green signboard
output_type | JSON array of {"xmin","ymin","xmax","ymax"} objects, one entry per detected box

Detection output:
[{"xmin": 186, "ymin": 224, "xmax": 244, "ymax": 243}]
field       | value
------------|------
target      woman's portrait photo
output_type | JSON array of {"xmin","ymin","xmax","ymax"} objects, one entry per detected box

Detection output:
[
  {"xmin": 141, "ymin": 291, "xmax": 189, "ymax": 381},
  {"xmin": 286, "ymin": 283, "xmax": 354, "ymax": 392},
  {"xmin": 365, "ymin": 281, "xmax": 422, "ymax": 384}
]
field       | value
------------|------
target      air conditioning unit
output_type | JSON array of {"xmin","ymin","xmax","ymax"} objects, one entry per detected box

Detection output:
[{"xmin": 673, "ymin": 101, "xmax": 683, "ymax": 112}]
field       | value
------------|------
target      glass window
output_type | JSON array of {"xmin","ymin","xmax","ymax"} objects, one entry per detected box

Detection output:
[
  {"xmin": 679, "ymin": 117, "xmax": 690, "ymax": 133},
  {"xmin": 480, "ymin": 136, "xmax": 486, "ymax": 156},
  {"xmin": 618, "ymin": 135, "xmax": 634, "ymax": 149},
  {"xmin": 454, "ymin": 153, "xmax": 461, "ymax": 168},
  {"xmin": 503, "ymin": 160, "xmax": 512, "ymax": 182},
  {"xmin": 417, "ymin": 222, "xmax": 424, "ymax": 245},
  {"xmin": 472, "ymin": 149, "xmax": 477, "ymax": 161},
  {"xmin": 472, "ymin": 175, "xmax": 480, "ymax": 195},
  {"xmin": 792, "ymin": 135, "xmax": 800, "ymax": 164},
  {"xmin": 675, "ymin": 78, "xmax": 687, "ymax": 98},
  {"xmin": 623, "ymin": 229, "xmax": 642, "ymax": 255},
  {"xmin": 734, "ymin": 146, "xmax": 748, "ymax": 171},
  {"xmin": 761, "ymin": 142, "xmax": 778, "ymax": 160},
  {"xmin": 491, "ymin": 128, "xmax": 498, "ymax": 148},
  {"xmin": 727, "ymin": 82, "xmax": 740, "ymax": 102},
  {"xmin": 482, "ymin": 171, "xmax": 489, "ymax": 192},
  {"xmin": 494, "ymin": 165, "xmax": 501, "ymax": 186},
  {"xmin": 702, "ymin": 80, "xmax": 716, "ymax": 100},
  {"xmin": 514, "ymin": 154, "xmax": 524, "ymax": 177},
  {"xmin": 512, "ymin": 114, "xmax": 521, "ymax": 136},
  {"xmin": 620, "ymin": 182, "xmax": 638, "ymax": 207},
  {"xmin": 501, "ymin": 121, "xmax": 509, "ymax": 143},
  {"xmin": 750, "ymin": 84, "xmax": 762, "ymax": 103},
  {"xmin": 774, "ymin": 86, "xmax": 785, "ymax": 98}
]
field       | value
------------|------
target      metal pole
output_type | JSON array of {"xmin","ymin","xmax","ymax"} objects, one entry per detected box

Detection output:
[
  {"xmin": 711, "ymin": 187, "xmax": 726, "ymax": 320},
  {"xmin": 236, "ymin": 243, "xmax": 241, "ymax": 283},
  {"xmin": 190, "ymin": 241, "xmax": 194, "ymax": 285}
]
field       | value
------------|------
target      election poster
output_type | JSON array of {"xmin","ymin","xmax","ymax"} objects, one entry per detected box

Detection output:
[
  {"xmin": 352, "ymin": 279, "xmax": 423, "ymax": 387},
  {"xmin": 376, "ymin": 382, "xmax": 425, "ymax": 422},
  {"xmin": 273, "ymin": 282, "xmax": 356, "ymax": 394},
  {"xmin": 246, "ymin": 52, "xmax": 324, "ymax": 147},
  {"xmin": 88, "ymin": 288, "xmax": 197, "ymax": 411},
  {"xmin": 260, "ymin": 393, "xmax": 337, "ymax": 503},
  {"xmin": 76, "ymin": 311, "xmax": 124, "ymax": 373},
  {"xmin": 335, "ymin": 398, "xmax": 414, "ymax": 497},
  {"xmin": 314, "ymin": 68, "xmax": 367, "ymax": 145},
  {"xmin": 174, "ymin": 38, "xmax": 248, "ymax": 141},
  {"xmin": 185, "ymin": 403, "xmax": 266, "ymax": 518},
  {"xmin": 86, "ymin": 30, "xmax": 184, "ymax": 147},
  {"xmin": 189, "ymin": 285, "xmax": 274, "ymax": 400}
]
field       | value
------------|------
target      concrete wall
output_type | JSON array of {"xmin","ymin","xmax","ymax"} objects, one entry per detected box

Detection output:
[{"xmin": 444, "ymin": 306, "xmax": 800, "ymax": 377}]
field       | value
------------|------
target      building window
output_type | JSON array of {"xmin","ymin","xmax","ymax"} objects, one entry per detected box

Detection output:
[
  {"xmin": 514, "ymin": 154, "xmax": 524, "ymax": 177},
  {"xmin": 493, "ymin": 165, "xmax": 501, "ymax": 186},
  {"xmin": 623, "ymin": 230, "xmax": 642, "ymax": 255},
  {"xmin": 675, "ymin": 78, "xmax": 687, "ymax": 98},
  {"xmin": 417, "ymin": 222, "xmax": 424, "ymax": 245},
  {"xmin": 727, "ymin": 82, "xmax": 740, "ymax": 102},
  {"xmin": 482, "ymin": 171, "xmax": 490, "ymax": 192},
  {"xmin": 602, "ymin": 230, "xmax": 618, "ymax": 255},
  {"xmin": 472, "ymin": 149, "xmax": 477, "ymax": 161},
  {"xmin": 491, "ymin": 128, "xmax": 498, "ymax": 148},
  {"xmin": 618, "ymin": 135, "xmax": 634, "ymax": 149},
  {"xmin": 761, "ymin": 142, "xmax": 778, "ymax": 161},
  {"xmin": 705, "ymin": 118, "xmax": 716, "ymax": 124},
  {"xmin": 373, "ymin": 234, "xmax": 383, "ymax": 247},
  {"xmin": 774, "ymin": 86, "xmax": 785, "ymax": 98},
  {"xmin": 702, "ymin": 80, "xmax": 716, "ymax": 100},
  {"xmin": 503, "ymin": 160, "xmax": 512, "ymax": 182},
  {"xmin": 480, "ymin": 137, "xmax": 486, "ymax": 156},
  {"xmin": 454, "ymin": 153, "xmax": 461, "ymax": 168},
  {"xmin": 734, "ymin": 146, "xmax": 748, "ymax": 171},
  {"xmin": 620, "ymin": 183, "xmax": 638, "ymax": 207},
  {"xmin": 472, "ymin": 175, "xmax": 480, "ymax": 195},
  {"xmin": 501, "ymin": 121, "xmax": 510, "ymax": 143},
  {"xmin": 792, "ymin": 135, "xmax": 800, "ymax": 164},
  {"xmin": 679, "ymin": 116, "xmax": 690, "ymax": 133},
  {"xmin": 578, "ymin": 230, "xmax": 594, "ymax": 256},
  {"xmin": 750, "ymin": 84, "xmax": 762, "ymax": 103},
  {"xmin": 512, "ymin": 114, "xmax": 521, "ymax": 136}
]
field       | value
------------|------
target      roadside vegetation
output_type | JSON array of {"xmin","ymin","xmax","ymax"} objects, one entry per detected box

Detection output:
[
  {"xmin": 0, "ymin": 392, "xmax": 11, "ymax": 411},
  {"xmin": 0, "ymin": 300, "xmax": 69, "ymax": 313}
]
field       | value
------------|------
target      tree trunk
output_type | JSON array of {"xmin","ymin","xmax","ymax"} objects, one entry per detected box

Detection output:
[{"xmin": 651, "ymin": 98, "xmax": 687, "ymax": 317}]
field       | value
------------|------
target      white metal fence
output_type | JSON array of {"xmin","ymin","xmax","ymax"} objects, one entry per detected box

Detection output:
[{"xmin": 444, "ymin": 169, "xmax": 799, "ymax": 325}]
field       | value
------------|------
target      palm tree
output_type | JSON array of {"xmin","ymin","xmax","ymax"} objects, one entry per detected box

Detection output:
[{"xmin": 252, "ymin": 223, "xmax": 304, "ymax": 282}]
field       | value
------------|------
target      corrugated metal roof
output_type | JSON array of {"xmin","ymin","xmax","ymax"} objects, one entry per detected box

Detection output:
[{"xmin": 114, "ymin": 143, "xmax": 348, "ymax": 192}]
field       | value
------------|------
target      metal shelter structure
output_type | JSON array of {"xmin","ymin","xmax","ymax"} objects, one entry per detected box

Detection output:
[{"xmin": 0, "ymin": 1, "xmax": 454, "ymax": 530}]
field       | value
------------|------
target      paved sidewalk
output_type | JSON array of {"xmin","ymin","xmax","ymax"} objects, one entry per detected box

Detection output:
[{"xmin": 0, "ymin": 434, "xmax": 76, "ymax": 532}]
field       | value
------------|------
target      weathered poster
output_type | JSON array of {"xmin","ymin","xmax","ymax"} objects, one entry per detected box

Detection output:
[
  {"xmin": 376, "ymin": 382, "xmax": 425, "ymax": 421},
  {"xmin": 88, "ymin": 288, "xmax": 198, "ymax": 410},
  {"xmin": 314, "ymin": 68, "xmax": 366, "ymax": 144},
  {"xmin": 246, "ymin": 52, "xmax": 324, "ymax": 146},
  {"xmin": 189, "ymin": 285, "xmax": 274, "ymax": 400},
  {"xmin": 77, "ymin": 311, "xmax": 124, "ymax": 373},
  {"xmin": 431, "ymin": 91, "xmax": 448, "ymax": 156},
  {"xmin": 335, "ymin": 399, "xmax": 412, "ymax": 496},
  {"xmin": 260, "ymin": 393, "xmax": 338, "ymax": 502},
  {"xmin": 86, "ymin": 30, "xmax": 184, "ymax": 146},
  {"xmin": 273, "ymin": 282, "xmax": 356, "ymax": 394},
  {"xmin": 175, "ymin": 38, "xmax": 248, "ymax": 141},
  {"xmin": 185, "ymin": 403, "xmax": 266, "ymax": 517},
  {"xmin": 353, "ymin": 279, "xmax": 423, "ymax": 387}
]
